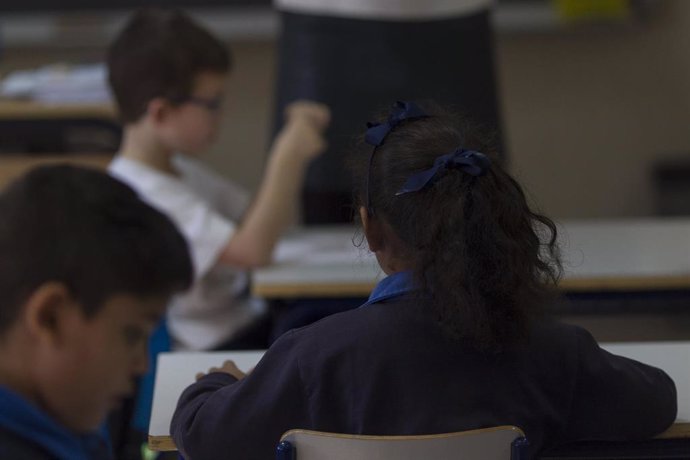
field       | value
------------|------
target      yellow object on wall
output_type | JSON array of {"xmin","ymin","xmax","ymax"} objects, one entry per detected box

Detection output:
[{"xmin": 553, "ymin": 0, "xmax": 631, "ymax": 23}]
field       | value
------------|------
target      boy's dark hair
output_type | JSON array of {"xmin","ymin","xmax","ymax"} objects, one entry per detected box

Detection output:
[
  {"xmin": 107, "ymin": 8, "xmax": 232, "ymax": 123},
  {"xmin": 0, "ymin": 165, "xmax": 193, "ymax": 335},
  {"xmin": 352, "ymin": 103, "xmax": 562, "ymax": 350}
]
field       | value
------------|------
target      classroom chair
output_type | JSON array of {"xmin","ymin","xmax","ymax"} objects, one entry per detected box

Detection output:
[{"xmin": 275, "ymin": 426, "xmax": 529, "ymax": 460}]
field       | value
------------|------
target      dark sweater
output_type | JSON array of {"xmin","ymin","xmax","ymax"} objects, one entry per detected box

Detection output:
[{"xmin": 171, "ymin": 274, "xmax": 677, "ymax": 460}]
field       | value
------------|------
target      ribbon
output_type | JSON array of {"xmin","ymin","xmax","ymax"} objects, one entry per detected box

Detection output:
[
  {"xmin": 365, "ymin": 101, "xmax": 429, "ymax": 147},
  {"xmin": 396, "ymin": 148, "xmax": 490, "ymax": 196}
]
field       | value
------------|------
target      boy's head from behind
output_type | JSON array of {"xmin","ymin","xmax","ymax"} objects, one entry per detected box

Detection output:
[
  {"xmin": 107, "ymin": 9, "xmax": 231, "ymax": 153},
  {"xmin": 0, "ymin": 165, "xmax": 192, "ymax": 432}
]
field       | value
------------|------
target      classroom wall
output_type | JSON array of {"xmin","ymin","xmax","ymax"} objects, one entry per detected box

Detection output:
[
  {"xmin": 184, "ymin": 0, "xmax": 690, "ymax": 219},
  {"xmin": 1, "ymin": 1, "xmax": 689, "ymax": 219},
  {"xmin": 498, "ymin": 0, "xmax": 690, "ymax": 219}
]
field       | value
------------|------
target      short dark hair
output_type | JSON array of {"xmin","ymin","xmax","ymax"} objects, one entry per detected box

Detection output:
[
  {"xmin": 352, "ymin": 103, "xmax": 562, "ymax": 350},
  {"xmin": 107, "ymin": 8, "xmax": 232, "ymax": 123},
  {"xmin": 0, "ymin": 165, "xmax": 193, "ymax": 335}
]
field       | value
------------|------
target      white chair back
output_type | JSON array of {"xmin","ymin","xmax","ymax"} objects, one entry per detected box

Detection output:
[{"xmin": 276, "ymin": 426, "xmax": 528, "ymax": 460}]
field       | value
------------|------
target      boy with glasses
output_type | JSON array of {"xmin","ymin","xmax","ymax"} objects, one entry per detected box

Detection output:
[{"xmin": 107, "ymin": 9, "xmax": 330, "ymax": 352}]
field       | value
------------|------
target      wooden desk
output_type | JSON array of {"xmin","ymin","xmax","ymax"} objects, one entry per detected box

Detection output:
[
  {"xmin": 148, "ymin": 342, "xmax": 690, "ymax": 452},
  {"xmin": 0, "ymin": 154, "xmax": 113, "ymax": 189},
  {"xmin": 0, "ymin": 100, "xmax": 115, "ymax": 121},
  {"xmin": 253, "ymin": 220, "xmax": 690, "ymax": 299},
  {"xmin": 253, "ymin": 226, "xmax": 379, "ymax": 298},
  {"xmin": 0, "ymin": 99, "xmax": 120, "ymax": 154}
]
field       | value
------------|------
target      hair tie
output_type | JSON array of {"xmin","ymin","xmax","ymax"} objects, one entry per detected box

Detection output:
[{"xmin": 396, "ymin": 148, "xmax": 490, "ymax": 196}]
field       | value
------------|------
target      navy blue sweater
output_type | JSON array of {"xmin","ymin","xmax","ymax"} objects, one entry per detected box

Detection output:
[
  {"xmin": 171, "ymin": 273, "xmax": 677, "ymax": 460},
  {"xmin": 0, "ymin": 385, "xmax": 111, "ymax": 460}
]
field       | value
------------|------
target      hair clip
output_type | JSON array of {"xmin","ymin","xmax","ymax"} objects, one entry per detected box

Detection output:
[{"xmin": 396, "ymin": 148, "xmax": 490, "ymax": 196}]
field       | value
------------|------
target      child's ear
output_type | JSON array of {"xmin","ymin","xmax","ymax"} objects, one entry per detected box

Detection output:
[
  {"xmin": 23, "ymin": 282, "xmax": 77, "ymax": 346},
  {"xmin": 360, "ymin": 206, "xmax": 384, "ymax": 252},
  {"xmin": 147, "ymin": 97, "xmax": 173, "ymax": 124}
]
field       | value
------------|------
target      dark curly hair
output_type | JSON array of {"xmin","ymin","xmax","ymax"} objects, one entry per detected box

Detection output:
[{"xmin": 352, "ymin": 103, "xmax": 562, "ymax": 350}]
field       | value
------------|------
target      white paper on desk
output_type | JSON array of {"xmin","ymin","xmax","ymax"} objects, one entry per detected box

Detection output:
[
  {"xmin": 149, "ymin": 351, "xmax": 265, "ymax": 439},
  {"xmin": 273, "ymin": 236, "xmax": 372, "ymax": 265},
  {"xmin": 0, "ymin": 63, "xmax": 111, "ymax": 103},
  {"xmin": 303, "ymin": 249, "xmax": 374, "ymax": 265}
]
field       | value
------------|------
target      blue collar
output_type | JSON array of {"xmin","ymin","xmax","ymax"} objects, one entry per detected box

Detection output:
[
  {"xmin": 363, "ymin": 270, "xmax": 417, "ymax": 306},
  {"xmin": 0, "ymin": 385, "xmax": 111, "ymax": 460}
]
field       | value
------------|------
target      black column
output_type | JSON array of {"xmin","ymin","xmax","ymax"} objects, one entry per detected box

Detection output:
[{"xmin": 274, "ymin": 9, "xmax": 501, "ymax": 223}]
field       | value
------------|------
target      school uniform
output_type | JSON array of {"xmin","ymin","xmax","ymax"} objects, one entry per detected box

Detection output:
[
  {"xmin": 0, "ymin": 386, "xmax": 111, "ymax": 460},
  {"xmin": 171, "ymin": 271, "xmax": 677, "ymax": 460},
  {"xmin": 109, "ymin": 155, "xmax": 266, "ymax": 351}
]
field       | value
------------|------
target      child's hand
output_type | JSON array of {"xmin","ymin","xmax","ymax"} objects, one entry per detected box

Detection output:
[
  {"xmin": 284, "ymin": 100, "xmax": 330, "ymax": 132},
  {"xmin": 196, "ymin": 360, "xmax": 247, "ymax": 381},
  {"xmin": 274, "ymin": 100, "xmax": 331, "ymax": 163}
]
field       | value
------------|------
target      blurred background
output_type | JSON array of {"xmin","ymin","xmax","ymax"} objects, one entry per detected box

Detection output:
[{"xmin": 0, "ymin": 0, "xmax": 688, "ymax": 219}]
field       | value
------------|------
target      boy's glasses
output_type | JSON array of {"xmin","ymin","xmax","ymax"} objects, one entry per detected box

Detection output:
[{"xmin": 175, "ymin": 96, "xmax": 224, "ymax": 112}]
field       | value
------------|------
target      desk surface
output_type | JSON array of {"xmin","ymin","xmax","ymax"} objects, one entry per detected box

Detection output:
[
  {"xmin": 148, "ymin": 341, "xmax": 690, "ymax": 451},
  {"xmin": 0, "ymin": 99, "xmax": 116, "ymax": 120},
  {"xmin": 253, "ymin": 220, "xmax": 690, "ymax": 299}
]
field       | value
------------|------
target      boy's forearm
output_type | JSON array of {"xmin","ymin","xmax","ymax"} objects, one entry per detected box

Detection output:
[
  {"xmin": 221, "ymin": 150, "xmax": 306, "ymax": 267},
  {"xmin": 219, "ymin": 101, "xmax": 329, "ymax": 268}
]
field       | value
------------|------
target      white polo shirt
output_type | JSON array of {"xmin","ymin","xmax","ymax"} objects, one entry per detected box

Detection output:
[{"xmin": 109, "ymin": 154, "xmax": 265, "ymax": 350}]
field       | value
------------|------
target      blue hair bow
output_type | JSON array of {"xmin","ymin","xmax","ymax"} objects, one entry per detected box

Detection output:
[
  {"xmin": 365, "ymin": 101, "xmax": 429, "ymax": 147},
  {"xmin": 396, "ymin": 148, "xmax": 490, "ymax": 196},
  {"xmin": 364, "ymin": 101, "xmax": 429, "ymax": 214}
]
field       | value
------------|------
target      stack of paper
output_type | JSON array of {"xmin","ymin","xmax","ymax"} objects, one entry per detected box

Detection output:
[{"xmin": 0, "ymin": 63, "xmax": 111, "ymax": 104}]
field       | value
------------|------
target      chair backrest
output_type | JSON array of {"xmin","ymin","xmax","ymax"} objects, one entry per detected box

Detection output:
[{"xmin": 276, "ymin": 426, "xmax": 529, "ymax": 460}]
